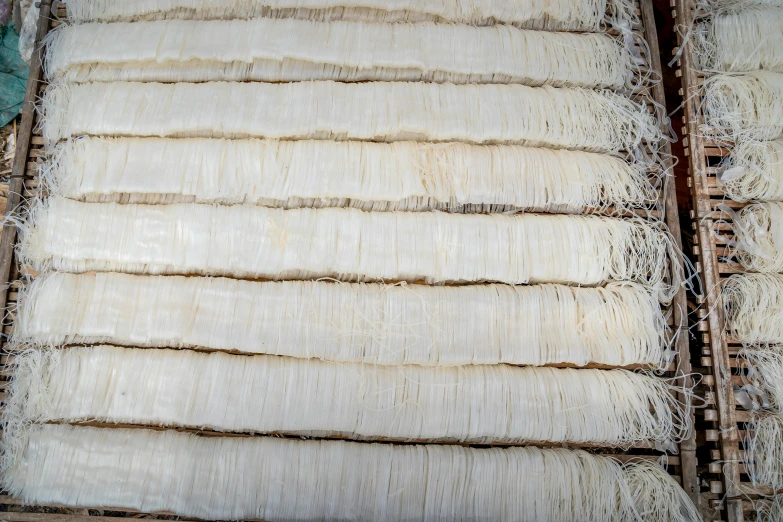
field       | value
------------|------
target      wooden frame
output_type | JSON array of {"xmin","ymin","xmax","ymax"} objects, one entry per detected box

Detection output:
[
  {"xmin": 672, "ymin": 0, "xmax": 782, "ymax": 519},
  {"xmin": 0, "ymin": 0, "xmax": 698, "ymax": 519}
]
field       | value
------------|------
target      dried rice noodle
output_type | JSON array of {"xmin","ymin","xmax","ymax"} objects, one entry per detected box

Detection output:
[
  {"xmin": 762, "ymin": 496, "xmax": 783, "ymax": 522},
  {"xmin": 16, "ymin": 272, "xmax": 669, "ymax": 368},
  {"xmin": 719, "ymin": 139, "xmax": 783, "ymax": 202},
  {"xmin": 740, "ymin": 347, "xmax": 783, "ymax": 412},
  {"xmin": 723, "ymin": 274, "xmax": 783, "ymax": 344},
  {"xmin": 6, "ymin": 345, "xmax": 690, "ymax": 446},
  {"xmin": 706, "ymin": 0, "xmax": 783, "ymax": 9},
  {"xmin": 62, "ymin": 0, "xmax": 637, "ymax": 32},
  {"xmin": 45, "ymin": 19, "xmax": 635, "ymax": 89},
  {"xmin": 702, "ymin": 71, "xmax": 783, "ymax": 141},
  {"xmin": 43, "ymin": 137, "xmax": 657, "ymax": 212},
  {"xmin": 745, "ymin": 415, "xmax": 783, "ymax": 490},
  {"xmin": 694, "ymin": 7, "xmax": 783, "ymax": 72},
  {"xmin": 724, "ymin": 202, "xmax": 783, "ymax": 272},
  {"xmin": 40, "ymin": 81, "xmax": 663, "ymax": 155},
  {"xmin": 0, "ymin": 424, "xmax": 700, "ymax": 522},
  {"xmin": 20, "ymin": 198, "xmax": 684, "ymax": 301}
]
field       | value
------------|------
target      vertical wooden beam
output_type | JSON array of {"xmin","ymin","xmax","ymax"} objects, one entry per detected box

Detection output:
[
  {"xmin": 638, "ymin": 0, "xmax": 700, "ymax": 508},
  {"xmin": 672, "ymin": 0, "xmax": 743, "ymax": 519},
  {"xmin": 0, "ymin": 1, "xmax": 52, "ymax": 311}
]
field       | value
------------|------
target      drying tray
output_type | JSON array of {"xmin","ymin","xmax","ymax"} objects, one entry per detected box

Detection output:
[
  {"xmin": 672, "ymin": 0, "xmax": 779, "ymax": 519},
  {"xmin": 0, "ymin": 1, "xmax": 698, "ymax": 520}
]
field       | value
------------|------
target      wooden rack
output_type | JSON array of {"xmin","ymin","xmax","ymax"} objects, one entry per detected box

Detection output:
[
  {"xmin": 672, "ymin": 0, "xmax": 780, "ymax": 520},
  {"xmin": 0, "ymin": 0, "xmax": 699, "ymax": 519}
]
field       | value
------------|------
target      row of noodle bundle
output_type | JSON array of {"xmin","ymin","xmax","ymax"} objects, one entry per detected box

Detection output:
[
  {"xmin": 1, "ymin": 424, "xmax": 698, "ymax": 522},
  {"xmin": 44, "ymin": 137, "xmax": 658, "ymax": 212},
  {"xmin": 696, "ymin": 0, "xmax": 783, "ymax": 508},
  {"xmin": 17, "ymin": 272, "xmax": 670, "ymax": 368},
  {"xmin": 45, "ymin": 18, "xmax": 638, "ymax": 89},
  {"xmin": 62, "ymin": 0, "xmax": 638, "ymax": 30},
  {"xmin": 20, "ymin": 197, "xmax": 683, "ymax": 299},
  {"xmin": 5, "ymin": 345, "xmax": 689, "ymax": 447},
  {"xmin": 696, "ymin": 1, "xmax": 783, "ymax": 203},
  {"xmin": 40, "ymin": 81, "xmax": 662, "ymax": 154},
  {"xmin": 0, "ymin": 0, "xmax": 700, "ymax": 520}
]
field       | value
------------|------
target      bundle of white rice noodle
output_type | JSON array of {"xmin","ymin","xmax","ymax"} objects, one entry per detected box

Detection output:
[
  {"xmin": 719, "ymin": 139, "xmax": 783, "ymax": 202},
  {"xmin": 43, "ymin": 138, "xmax": 657, "ymax": 212},
  {"xmin": 16, "ymin": 272, "xmax": 669, "ymax": 368},
  {"xmin": 745, "ymin": 415, "xmax": 783, "ymax": 490},
  {"xmin": 6, "ymin": 345, "xmax": 689, "ymax": 446},
  {"xmin": 706, "ymin": 0, "xmax": 783, "ymax": 9},
  {"xmin": 723, "ymin": 274, "xmax": 783, "ymax": 344},
  {"xmin": 20, "ymin": 198, "xmax": 683, "ymax": 300},
  {"xmin": 725, "ymin": 202, "xmax": 783, "ymax": 271},
  {"xmin": 0, "ymin": 424, "xmax": 699, "ymax": 522},
  {"xmin": 762, "ymin": 496, "xmax": 783, "ymax": 522},
  {"xmin": 702, "ymin": 71, "xmax": 783, "ymax": 141},
  {"xmin": 45, "ymin": 19, "xmax": 636, "ymax": 90},
  {"xmin": 694, "ymin": 7, "xmax": 783, "ymax": 72},
  {"xmin": 40, "ymin": 81, "xmax": 663, "ymax": 155},
  {"xmin": 741, "ymin": 347, "xmax": 783, "ymax": 412},
  {"xmin": 63, "ymin": 0, "xmax": 637, "ymax": 32}
]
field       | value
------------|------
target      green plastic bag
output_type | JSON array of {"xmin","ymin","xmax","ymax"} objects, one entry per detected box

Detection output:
[{"xmin": 0, "ymin": 25, "xmax": 28, "ymax": 127}]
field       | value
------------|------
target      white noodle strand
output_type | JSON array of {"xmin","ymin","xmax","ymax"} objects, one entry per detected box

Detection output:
[
  {"xmin": 726, "ymin": 202, "xmax": 783, "ymax": 272},
  {"xmin": 705, "ymin": 0, "xmax": 783, "ymax": 9},
  {"xmin": 0, "ymin": 424, "xmax": 699, "ymax": 522},
  {"xmin": 745, "ymin": 415, "xmax": 783, "ymax": 490},
  {"xmin": 7, "ymin": 345, "xmax": 689, "ymax": 446},
  {"xmin": 40, "ymin": 81, "xmax": 663, "ymax": 154},
  {"xmin": 719, "ymin": 139, "xmax": 783, "ymax": 202},
  {"xmin": 42, "ymin": 137, "xmax": 657, "ymax": 212},
  {"xmin": 62, "ymin": 0, "xmax": 637, "ymax": 32},
  {"xmin": 16, "ymin": 272, "xmax": 669, "ymax": 368},
  {"xmin": 762, "ymin": 496, "xmax": 783, "ymax": 522},
  {"xmin": 702, "ymin": 71, "xmax": 783, "ymax": 141},
  {"xmin": 741, "ymin": 347, "xmax": 783, "ymax": 412},
  {"xmin": 19, "ymin": 198, "xmax": 684, "ymax": 300},
  {"xmin": 694, "ymin": 7, "xmax": 783, "ymax": 72},
  {"xmin": 45, "ymin": 19, "xmax": 633, "ymax": 89},
  {"xmin": 724, "ymin": 274, "xmax": 783, "ymax": 344}
]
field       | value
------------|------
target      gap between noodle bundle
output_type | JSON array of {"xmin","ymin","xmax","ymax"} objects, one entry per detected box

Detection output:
[
  {"xmin": 19, "ymin": 197, "xmax": 684, "ymax": 301},
  {"xmin": 42, "ymin": 137, "xmax": 658, "ymax": 212},
  {"xmin": 5, "ymin": 345, "xmax": 690, "ymax": 446},
  {"xmin": 0, "ymin": 424, "xmax": 700, "ymax": 522},
  {"xmin": 62, "ymin": 0, "xmax": 638, "ymax": 32},
  {"xmin": 39, "ymin": 81, "xmax": 663, "ymax": 155},
  {"xmin": 16, "ymin": 272, "xmax": 669, "ymax": 368},
  {"xmin": 723, "ymin": 273, "xmax": 783, "ymax": 344},
  {"xmin": 719, "ymin": 139, "xmax": 783, "ymax": 202},
  {"xmin": 44, "ymin": 19, "xmax": 636, "ymax": 89}
]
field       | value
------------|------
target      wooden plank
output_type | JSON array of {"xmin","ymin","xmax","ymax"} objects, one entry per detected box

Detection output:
[
  {"xmin": 0, "ymin": 512, "xmax": 202, "ymax": 522},
  {"xmin": 0, "ymin": 0, "xmax": 52, "ymax": 314},
  {"xmin": 0, "ymin": 514, "xmax": 139, "ymax": 522},
  {"xmin": 673, "ymin": 0, "xmax": 742, "ymax": 515},
  {"xmin": 640, "ymin": 0, "xmax": 697, "ymax": 507}
]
